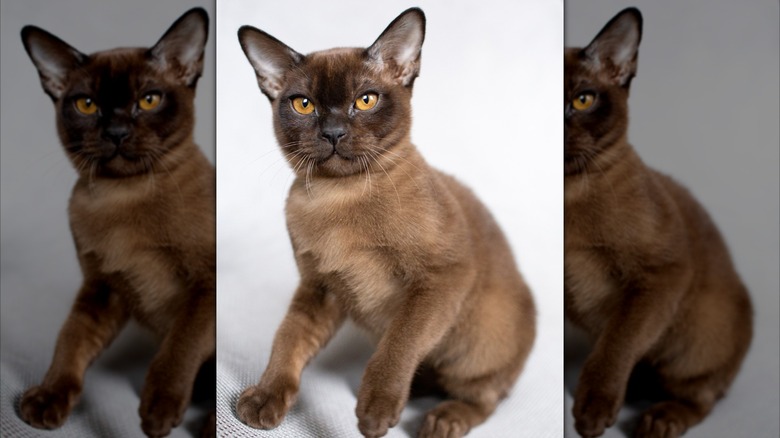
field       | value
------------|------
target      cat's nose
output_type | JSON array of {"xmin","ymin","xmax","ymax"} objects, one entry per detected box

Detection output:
[
  {"xmin": 104, "ymin": 125, "xmax": 130, "ymax": 146},
  {"xmin": 321, "ymin": 128, "xmax": 346, "ymax": 146}
]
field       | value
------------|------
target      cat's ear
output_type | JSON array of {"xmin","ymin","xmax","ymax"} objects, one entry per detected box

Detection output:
[
  {"xmin": 149, "ymin": 7, "xmax": 209, "ymax": 87},
  {"xmin": 237, "ymin": 26, "xmax": 303, "ymax": 101},
  {"xmin": 584, "ymin": 7, "xmax": 642, "ymax": 87},
  {"xmin": 367, "ymin": 8, "xmax": 426, "ymax": 87},
  {"xmin": 21, "ymin": 26, "xmax": 87, "ymax": 101}
]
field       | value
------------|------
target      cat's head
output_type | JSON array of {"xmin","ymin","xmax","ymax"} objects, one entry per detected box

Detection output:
[
  {"xmin": 21, "ymin": 8, "xmax": 209, "ymax": 178},
  {"xmin": 238, "ymin": 8, "xmax": 425, "ymax": 178},
  {"xmin": 565, "ymin": 7, "xmax": 642, "ymax": 174}
]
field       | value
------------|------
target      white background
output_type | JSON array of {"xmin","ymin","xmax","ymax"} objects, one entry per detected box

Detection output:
[
  {"xmin": 216, "ymin": 0, "xmax": 563, "ymax": 437},
  {"xmin": 564, "ymin": 1, "xmax": 779, "ymax": 437}
]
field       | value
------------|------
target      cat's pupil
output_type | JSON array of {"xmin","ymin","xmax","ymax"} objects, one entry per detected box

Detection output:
[
  {"xmin": 301, "ymin": 98, "xmax": 309, "ymax": 107},
  {"xmin": 145, "ymin": 95, "xmax": 153, "ymax": 103},
  {"xmin": 84, "ymin": 98, "xmax": 93, "ymax": 107},
  {"xmin": 578, "ymin": 95, "xmax": 587, "ymax": 103},
  {"xmin": 361, "ymin": 95, "xmax": 369, "ymax": 104}
]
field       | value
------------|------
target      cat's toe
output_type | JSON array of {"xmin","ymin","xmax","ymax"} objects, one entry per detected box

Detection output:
[
  {"xmin": 573, "ymin": 387, "xmax": 620, "ymax": 438},
  {"xmin": 634, "ymin": 403, "xmax": 691, "ymax": 438},
  {"xmin": 236, "ymin": 381, "xmax": 297, "ymax": 430},
  {"xmin": 355, "ymin": 388, "xmax": 403, "ymax": 438},
  {"xmin": 19, "ymin": 383, "xmax": 78, "ymax": 430},
  {"xmin": 418, "ymin": 407, "xmax": 468, "ymax": 438},
  {"xmin": 139, "ymin": 390, "xmax": 187, "ymax": 438}
]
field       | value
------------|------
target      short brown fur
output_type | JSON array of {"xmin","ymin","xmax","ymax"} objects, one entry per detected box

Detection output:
[
  {"xmin": 19, "ymin": 9, "xmax": 215, "ymax": 438},
  {"xmin": 236, "ymin": 8, "xmax": 535, "ymax": 438},
  {"xmin": 565, "ymin": 8, "xmax": 752, "ymax": 438}
]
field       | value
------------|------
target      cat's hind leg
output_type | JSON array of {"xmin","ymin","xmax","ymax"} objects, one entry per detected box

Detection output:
[
  {"xmin": 416, "ymin": 362, "xmax": 522, "ymax": 438},
  {"xmin": 632, "ymin": 375, "xmax": 723, "ymax": 438},
  {"xmin": 418, "ymin": 397, "xmax": 498, "ymax": 438}
]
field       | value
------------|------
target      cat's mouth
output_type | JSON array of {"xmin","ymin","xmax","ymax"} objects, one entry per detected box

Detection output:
[
  {"xmin": 305, "ymin": 147, "xmax": 365, "ymax": 178},
  {"xmin": 331, "ymin": 150, "xmax": 353, "ymax": 161}
]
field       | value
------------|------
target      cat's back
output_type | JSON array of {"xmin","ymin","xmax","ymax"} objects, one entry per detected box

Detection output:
[{"xmin": 649, "ymin": 168, "xmax": 747, "ymax": 294}]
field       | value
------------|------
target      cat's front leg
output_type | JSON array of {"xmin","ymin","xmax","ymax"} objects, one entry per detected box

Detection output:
[
  {"xmin": 20, "ymin": 270, "xmax": 130, "ymax": 429},
  {"xmin": 573, "ymin": 272, "xmax": 690, "ymax": 438},
  {"xmin": 139, "ymin": 287, "xmax": 215, "ymax": 438},
  {"xmin": 356, "ymin": 276, "xmax": 470, "ymax": 438},
  {"xmin": 236, "ymin": 277, "xmax": 345, "ymax": 429}
]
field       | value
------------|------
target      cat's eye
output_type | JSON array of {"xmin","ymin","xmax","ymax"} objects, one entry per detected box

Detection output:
[
  {"xmin": 75, "ymin": 97, "xmax": 98, "ymax": 115},
  {"xmin": 355, "ymin": 93, "xmax": 378, "ymax": 111},
  {"xmin": 139, "ymin": 93, "xmax": 162, "ymax": 111},
  {"xmin": 291, "ymin": 97, "xmax": 315, "ymax": 115},
  {"xmin": 572, "ymin": 93, "xmax": 595, "ymax": 111}
]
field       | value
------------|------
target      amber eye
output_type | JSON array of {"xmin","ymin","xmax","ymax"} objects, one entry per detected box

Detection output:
[
  {"xmin": 572, "ymin": 93, "xmax": 595, "ymax": 111},
  {"xmin": 139, "ymin": 93, "xmax": 162, "ymax": 111},
  {"xmin": 291, "ymin": 97, "xmax": 315, "ymax": 115},
  {"xmin": 355, "ymin": 93, "xmax": 378, "ymax": 111},
  {"xmin": 75, "ymin": 97, "xmax": 98, "ymax": 115}
]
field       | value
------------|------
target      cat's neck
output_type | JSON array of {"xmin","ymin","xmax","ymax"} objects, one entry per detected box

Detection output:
[
  {"xmin": 564, "ymin": 136, "xmax": 647, "ymax": 203},
  {"xmin": 565, "ymin": 133, "xmax": 637, "ymax": 176},
  {"xmin": 72, "ymin": 137, "xmax": 209, "ymax": 199}
]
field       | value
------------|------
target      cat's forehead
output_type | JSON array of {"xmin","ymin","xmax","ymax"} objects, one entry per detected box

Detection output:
[
  {"xmin": 89, "ymin": 47, "xmax": 148, "ymax": 69},
  {"xmin": 300, "ymin": 48, "xmax": 368, "ymax": 79},
  {"xmin": 565, "ymin": 47, "xmax": 602, "ymax": 91},
  {"xmin": 72, "ymin": 48, "xmax": 165, "ymax": 88},
  {"xmin": 285, "ymin": 47, "xmax": 384, "ymax": 104}
]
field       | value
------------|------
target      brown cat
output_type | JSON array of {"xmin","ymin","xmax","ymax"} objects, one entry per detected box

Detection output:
[
  {"xmin": 19, "ymin": 8, "xmax": 215, "ymax": 438},
  {"xmin": 234, "ymin": 8, "xmax": 535, "ymax": 438},
  {"xmin": 565, "ymin": 8, "xmax": 752, "ymax": 438}
]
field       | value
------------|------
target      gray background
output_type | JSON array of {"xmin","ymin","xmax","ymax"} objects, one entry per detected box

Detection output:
[
  {"xmin": 0, "ymin": 0, "xmax": 216, "ymax": 436},
  {"xmin": 564, "ymin": 1, "xmax": 779, "ymax": 437},
  {"xmin": 216, "ymin": 0, "xmax": 562, "ymax": 437}
]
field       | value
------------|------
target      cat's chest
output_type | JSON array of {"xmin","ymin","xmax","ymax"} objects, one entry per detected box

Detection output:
[
  {"xmin": 564, "ymin": 243, "xmax": 622, "ymax": 333},
  {"xmin": 69, "ymin": 183, "xmax": 184, "ymax": 326},
  {"xmin": 286, "ymin": 182, "xmax": 416, "ymax": 333},
  {"xmin": 564, "ymin": 203, "xmax": 624, "ymax": 333}
]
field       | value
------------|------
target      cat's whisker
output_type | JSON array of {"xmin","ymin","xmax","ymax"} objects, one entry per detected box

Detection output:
[
  {"xmin": 147, "ymin": 150, "xmax": 184, "ymax": 202},
  {"xmin": 365, "ymin": 150, "xmax": 401, "ymax": 205},
  {"xmin": 143, "ymin": 156, "xmax": 157, "ymax": 194},
  {"xmin": 366, "ymin": 146, "xmax": 423, "ymax": 193},
  {"xmin": 270, "ymin": 150, "xmax": 309, "ymax": 186},
  {"xmin": 582, "ymin": 148, "xmax": 619, "ymax": 204},
  {"xmin": 257, "ymin": 149, "xmax": 296, "ymax": 180},
  {"xmin": 365, "ymin": 156, "xmax": 373, "ymax": 196},
  {"xmin": 88, "ymin": 159, "xmax": 98, "ymax": 196},
  {"xmin": 305, "ymin": 157, "xmax": 314, "ymax": 200},
  {"xmin": 360, "ymin": 156, "xmax": 370, "ymax": 197}
]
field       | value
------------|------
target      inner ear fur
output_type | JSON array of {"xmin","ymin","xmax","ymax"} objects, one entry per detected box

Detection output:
[
  {"xmin": 366, "ymin": 7, "xmax": 426, "ymax": 87},
  {"xmin": 584, "ymin": 7, "xmax": 643, "ymax": 87},
  {"xmin": 21, "ymin": 26, "xmax": 87, "ymax": 100},
  {"xmin": 237, "ymin": 26, "xmax": 303, "ymax": 101},
  {"xmin": 149, "ymin": 7, "xmax": 210, "ymax": 87}
]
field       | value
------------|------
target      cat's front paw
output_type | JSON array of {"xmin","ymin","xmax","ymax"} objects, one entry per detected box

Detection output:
[
  {"xmin": 573, "ymin": 385, "xmax": 622, "ymax": 438},
  {"xmin": 139, "ymin": 388, "xmax": 188, "ymax": 438},
  {"xmin": 356, "ymin": 385, "xmax": 405, "ymax": 438},
  {"xmin": 236, "ymin": 378, "xmax": 298, "ymax": 430},
  {"xmin": 19, "ymin": 380, "xmax": 80, "ymax": 429}
]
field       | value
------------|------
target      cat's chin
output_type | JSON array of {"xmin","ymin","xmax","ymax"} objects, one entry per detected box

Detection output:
[
  {"xmin": 310, "ymin": 153, "xmax": 363, "ymax": 178},
  {"xmin": 73, "ymin": 155, "xmax": 153, "ymax": 179}
]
